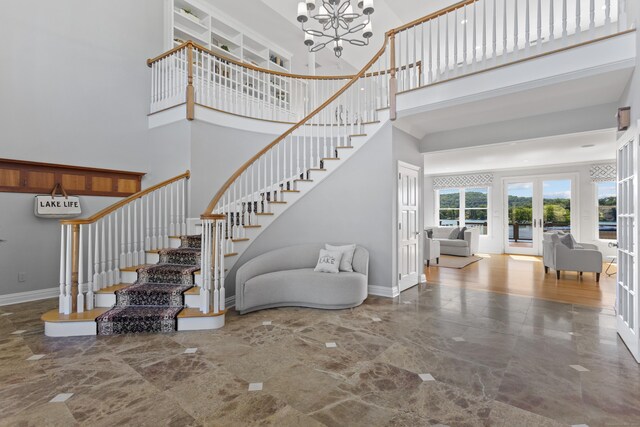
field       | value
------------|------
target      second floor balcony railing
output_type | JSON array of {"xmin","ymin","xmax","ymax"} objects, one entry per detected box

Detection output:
[{"xmin": 147, "ymin": 0, "xmax": 632, "ymax": 124}]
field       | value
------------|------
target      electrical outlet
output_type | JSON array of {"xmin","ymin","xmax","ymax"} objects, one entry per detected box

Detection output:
[{"xmin": 18, "ymin": 272, "xmax": 26, "ymax": 283}]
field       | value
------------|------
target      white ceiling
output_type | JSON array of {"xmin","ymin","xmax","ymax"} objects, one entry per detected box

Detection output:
[
  {"xmin": 205, "ymin": 0, "xmax": 458, "ymax": 74},
  {"xmin": 423, "ymin": 129, "xmax": 617, "ymax": 175}
]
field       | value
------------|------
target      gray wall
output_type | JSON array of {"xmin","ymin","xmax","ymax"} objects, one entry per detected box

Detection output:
[
  {"xmin": 226, "ymin": 123, "xmax": 396, "ymax": 296},
  {"xmin": 0, "ymin": 0, "xmax": 167, "ymax": 296},
  {"xmin": 189, "ymin": 121, "xmax": 276, "ymax": 215}
]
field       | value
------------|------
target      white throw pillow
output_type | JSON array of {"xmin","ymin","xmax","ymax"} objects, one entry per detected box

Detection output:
[
  {"xmin": 314, "ymin": 249, "xmax": 343, "ymax": 274},
  {"xmin": 448, "ymin": 227, "xmax": 460, "ymax": 239},
  {"xmin": 325, "ymin": 244, "xmax": 356, "ymax": 272}
]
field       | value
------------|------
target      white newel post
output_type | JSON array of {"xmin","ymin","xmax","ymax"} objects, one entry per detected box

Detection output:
[
  {"xmin": 59, "ymin": 225, "xmax": 66, "ymax": 313},
  {"xmin": 77, "ymin": 225, "xmax": 85, "ymax": 313}
]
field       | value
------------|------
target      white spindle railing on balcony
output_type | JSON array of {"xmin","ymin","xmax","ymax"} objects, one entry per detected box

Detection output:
[
  {"xmin": 389, "ymin": 0, "xmax": 630, "ymax": 93},
  {"xmin": 57, "ymin": 172, "xmax": 190, "ymax": 315},
  {"xmin": 148, "ymin": 41, "xmax": 352, "ymax": 123}
]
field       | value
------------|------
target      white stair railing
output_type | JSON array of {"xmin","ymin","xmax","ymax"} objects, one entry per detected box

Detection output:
[
  {"xmin": 390, "ymin": 0, "xmax": 630, "ymax": 93},
  {"xmin": 197, "ymin": 33, "xmax": 395, "ymax": 314},
  {"xmin": 147, "ymin": 41, "xmax": 352, "ymax": 123},
  {"xmin": 58, "ymin": 171, "xmax": 190, "ymax": 315}
]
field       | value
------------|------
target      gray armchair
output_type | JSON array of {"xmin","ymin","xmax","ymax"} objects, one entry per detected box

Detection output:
[
  {"xmin": 543, "ymin": 232, "xmax": 603, "ymax": 282},
  {"xmin": 424, "ymin": 234, "xmax": 440, "ymax": 267}
]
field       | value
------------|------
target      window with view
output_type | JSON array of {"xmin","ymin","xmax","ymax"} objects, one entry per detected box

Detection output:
[
  {"xmin": 464, "ymin": 188, "xmax": 488, "ymax": 235},
  {"xmin": 597, "ymin": 181, "xmax": 616, "ymax": 240},
  {"xmin": 438, "ymin": 189, "xmax": 460, "ymax": 226},
  {"xmin": 437, "ymin": 188, "xmax": 488, "ymax": 235}
]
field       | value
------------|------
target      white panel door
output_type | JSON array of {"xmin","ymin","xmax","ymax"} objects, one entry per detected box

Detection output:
[
  {"xmin": 616, "ymin": 129, "xmax": 640, "ymax": 363},
  {"xmin": 398, "ymin": 163, "xmax": 420, "ymax": 292}
]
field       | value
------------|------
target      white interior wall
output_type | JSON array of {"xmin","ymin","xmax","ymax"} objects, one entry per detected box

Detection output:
[
  {"xmin": 424, "ymin": 163, "xmax": 617, "ymax": 257},
  {"xmin": 0, "ymin": 0, "xmax": 169, "ymax": 297}
]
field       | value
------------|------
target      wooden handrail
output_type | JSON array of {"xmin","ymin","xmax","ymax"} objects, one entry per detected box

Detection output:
[
  {"xmin": 148, "ymin": 41, "xmax": 353, "ymax": 81},
  {"xmin": 387, "ymin": 0, "xmax": 478, "ymax": 35},
  {"xmin": 61, "ymin": 171, "xmax": 190, "ymax": 225},
  {"xmin": 202, "ymin": 36, "xmax": 391, "ymax": 216}
]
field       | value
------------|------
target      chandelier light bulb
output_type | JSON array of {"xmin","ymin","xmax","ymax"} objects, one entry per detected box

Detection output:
[
  {"xmin": 297, "ymin": 2, "xmax": 308, "ymax": 23},
  {"xmin": 363, "ymin": 0, "xmax": 374, "ymax": 15},
  {"xmin": 363, "ymin": 22, "xmax": 373, "ymax": 38},
  {"xmin": 304, "ymin": 32, "xmax": 314, "ymax": 46},
  {"xmin": 345, "ymin": 5, "xmax": 354, "ymax": 23},
  {"xmin": 306, "ymin": 0, "xmax": 316, "ymax": 11}
]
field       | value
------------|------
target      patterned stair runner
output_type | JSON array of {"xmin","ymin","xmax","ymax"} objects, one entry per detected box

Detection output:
[{"xmin": 96, "ymin": 235, "xmax": 201, "ymax": 335}]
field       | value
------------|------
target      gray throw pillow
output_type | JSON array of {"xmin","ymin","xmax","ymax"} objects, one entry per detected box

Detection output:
[
  {"xmin": 457, "ymin": 227, "xmax": 467, "ymax": 240},
  {"xmin": 325, "ymin": 244, "xmax": 356, "ymax": 272},
  {"xmin": 314, "ymin": 249, "xmax": 343, "ymax": 273},
  {"xmin": 448, "ymin": 228, "xmax": 460, "ymax": 239},
  {"xmin": 560, "ymin": 234, "xmax": 574, "ymax": 249}
]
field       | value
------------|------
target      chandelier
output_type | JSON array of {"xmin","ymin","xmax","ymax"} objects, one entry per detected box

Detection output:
[{"xmin": 297, "ymin": 0, "xmax": 375, "ymax": 58}]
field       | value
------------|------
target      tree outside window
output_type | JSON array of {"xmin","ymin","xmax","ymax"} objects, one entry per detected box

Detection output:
[
  {"xmin": 597, "ymin": 181, "xmax": 616, "ymax": 240},
  {"xmin": 437, "ymin": 188, "xmax": 488, "ymax": 235}
]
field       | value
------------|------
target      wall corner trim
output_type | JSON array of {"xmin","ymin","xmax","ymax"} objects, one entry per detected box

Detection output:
[
  {"xmin": 0, "ymin": 287, "xmax": 59, "ymax": 307},
  {"xmin": 368, "ymin": 285, "xmax": 400, "ymax": 298}
]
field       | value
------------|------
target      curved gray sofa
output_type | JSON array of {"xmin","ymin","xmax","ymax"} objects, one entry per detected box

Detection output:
[{"xmin": 235, "ymin": 243, "xmax": 369, "ymax": 314}]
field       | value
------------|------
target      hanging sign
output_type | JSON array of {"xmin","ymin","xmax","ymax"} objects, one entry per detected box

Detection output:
[{"xmin": 34, "ymin": 183, "xmax": 82, "ymax": 218}]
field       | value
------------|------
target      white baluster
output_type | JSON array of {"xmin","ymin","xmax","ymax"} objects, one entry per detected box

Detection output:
[
  {"xmin": 126, "ymin": 204, "xmax": 132, "ymax": 266},
  {"xmin": 163, "ymin": 186, "xmax": 169, "ymax": 248},
  {"xmin": 604, "ymin": 0, "xmax": 611, "ymax": 26},
  {"xmin": 114, "ymin": 211, "xmax": 120, "ymax": 285},
  {"xmin": 77, "ymin": 225, "xmax": 85, "ymax": 313},
  {"xmin": 87, "ymin": 223, "xmax": 94, "ymax": 310},
  {"xmin": 492, "ymin": 0, "xmax": 497, "ymax": 59},
  {"xmin": 575, "ymin": 0, "xmax": 581, "ymax": 35},
  {"xmin": 537, "ymin": 0, "xmax": 543, "ymax": 50},
  {"xmin": 108, "ymin": 213, "xmax": 114, "ymax": 285},
  {"xmin": 138, "ymin": 197, "xmax": 145, "ymax": 263},
  {"xmin": 562, "ymin": 0, "xmax": 568, "ymax": 38},
  {"xmin": 589, "ymin": 0, "xmax": 595, "ymax": 31},
  {"xmin": 514, "ymin": 0, "xmax": 519, "ymax": 53},
  {"xmin": 59, "ymin": 225, "xmax": 66, "ymax": 313},
  {"xmin": 550, "ymin": 0, "xmax": 555, "ymax": 42},
  {"xmin": 65, "ymin": 225, "xmax": 72, "ymax": 315},
  {"xmin": 133, "ymin": 199, "xmax": 139, "ymax": 266},
  {"xmin": 94, "ymin": 221, "xmax": 101, "ymax": 290},
  {"xmin": 100, "ymin": 218, "xmax": 107, "ymax": 286},
  {"xmin": 525, "ymin": 0, "xmax": 531, "ymax": 50},
  {"xmin": 502, "ymin": 0, "xmax": 508, "ymax": 55},
  {"xmin": 170, "ymin": 183, "xmax": 175, "ymax": 236}
]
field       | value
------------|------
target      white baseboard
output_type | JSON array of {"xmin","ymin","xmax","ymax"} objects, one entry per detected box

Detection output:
[
  {"xmin": 0, "ymin": 287, "xmax": 58, "ymax": 306},
  {"xmin": 368, "ymin": 285, "xmax": 400, "ymax": 298}
]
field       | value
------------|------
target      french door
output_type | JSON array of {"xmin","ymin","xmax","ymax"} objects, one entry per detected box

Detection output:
[
  {"xmin": 616, "ymin": 130, "xmax": 640, "ymax": 362},
  {"xmin": 398, "ymin": 162, "xmax": 421, "ymax": 292},
  {"xmin": 504, "ymin": 175, "xmax": 577, "ymax": 255}
]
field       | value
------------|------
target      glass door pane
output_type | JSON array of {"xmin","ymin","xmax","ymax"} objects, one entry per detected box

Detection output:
[
  {"xmin": 542, "ymin": 179, "xmax": 571, "ymax": 234},
  {"xmin": 507, "ymin": 182, "xmax": 534, "ymax": 250}
]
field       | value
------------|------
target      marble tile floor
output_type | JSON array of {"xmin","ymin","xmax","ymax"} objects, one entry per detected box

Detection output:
[{"xmin": 1, "ymin": 283, "xmax": 639, "ymax": 426}]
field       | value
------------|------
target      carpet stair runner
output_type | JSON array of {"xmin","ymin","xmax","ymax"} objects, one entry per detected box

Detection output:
[{"xmin": 96, "ymin": 235, "xmax": 201, "ymax": 335}]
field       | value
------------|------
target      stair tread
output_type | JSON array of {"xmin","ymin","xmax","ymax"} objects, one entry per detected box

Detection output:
[
  {"xmin": 224, "ymin": 252, "xmax": 238, "ymax": 257},
  {"xmin": 309, "ymin": 168, "xmax": 327, "ymax": 171},
  {"xmin": 120, "ymin": 264, "xmax": 152, "ymax": 272},
  {"xmin": 42, "ymin": 308, "xmax": 109, "ymax": 323},
  {"xmin": 96, "ymin": 283, "xmax": 132, "ymax": 294},
  {"xmin": 350, "ymin": 134, "xmax": 367, "ymax": 137},
  {"xmin": 244, "ymin": 225, "xmax": 261, "ymax": 228},
  {"xmin": 256, "ymin": 212, "xmax": 274, "ymax": 216},
  {"xmin": 178, "ymin": 307, "xmax": 226, "ymax": 318},
  {"xmin": 336, "ymin": 146, "xmax": 354, "ymax": 149},
  {"xmin": 269, "ymin": 201, "xmax": 287, "ymax": 204},
  {"xmin": 232, "ymin": 238, "xmax": 250, "ymax": 242},
  {"xmin": 321, "ymin": 157, "xmax": 340, "ymax": 161},
  {"xmin": 282, "ymin": 190, "xmax": 300, "ymax": 193},
  {"xmin": 295, "ymin": 179, "xmax": 313, "ymax": 182},
  {"xmin": 184, "ymin": 286, "xmax": 200, "ymax": 295}
]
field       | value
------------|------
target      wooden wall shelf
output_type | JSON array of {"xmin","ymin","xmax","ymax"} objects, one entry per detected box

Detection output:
[{"xmin": 0, "ymin": 158, "xmax": 145, "ymax": 197}]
